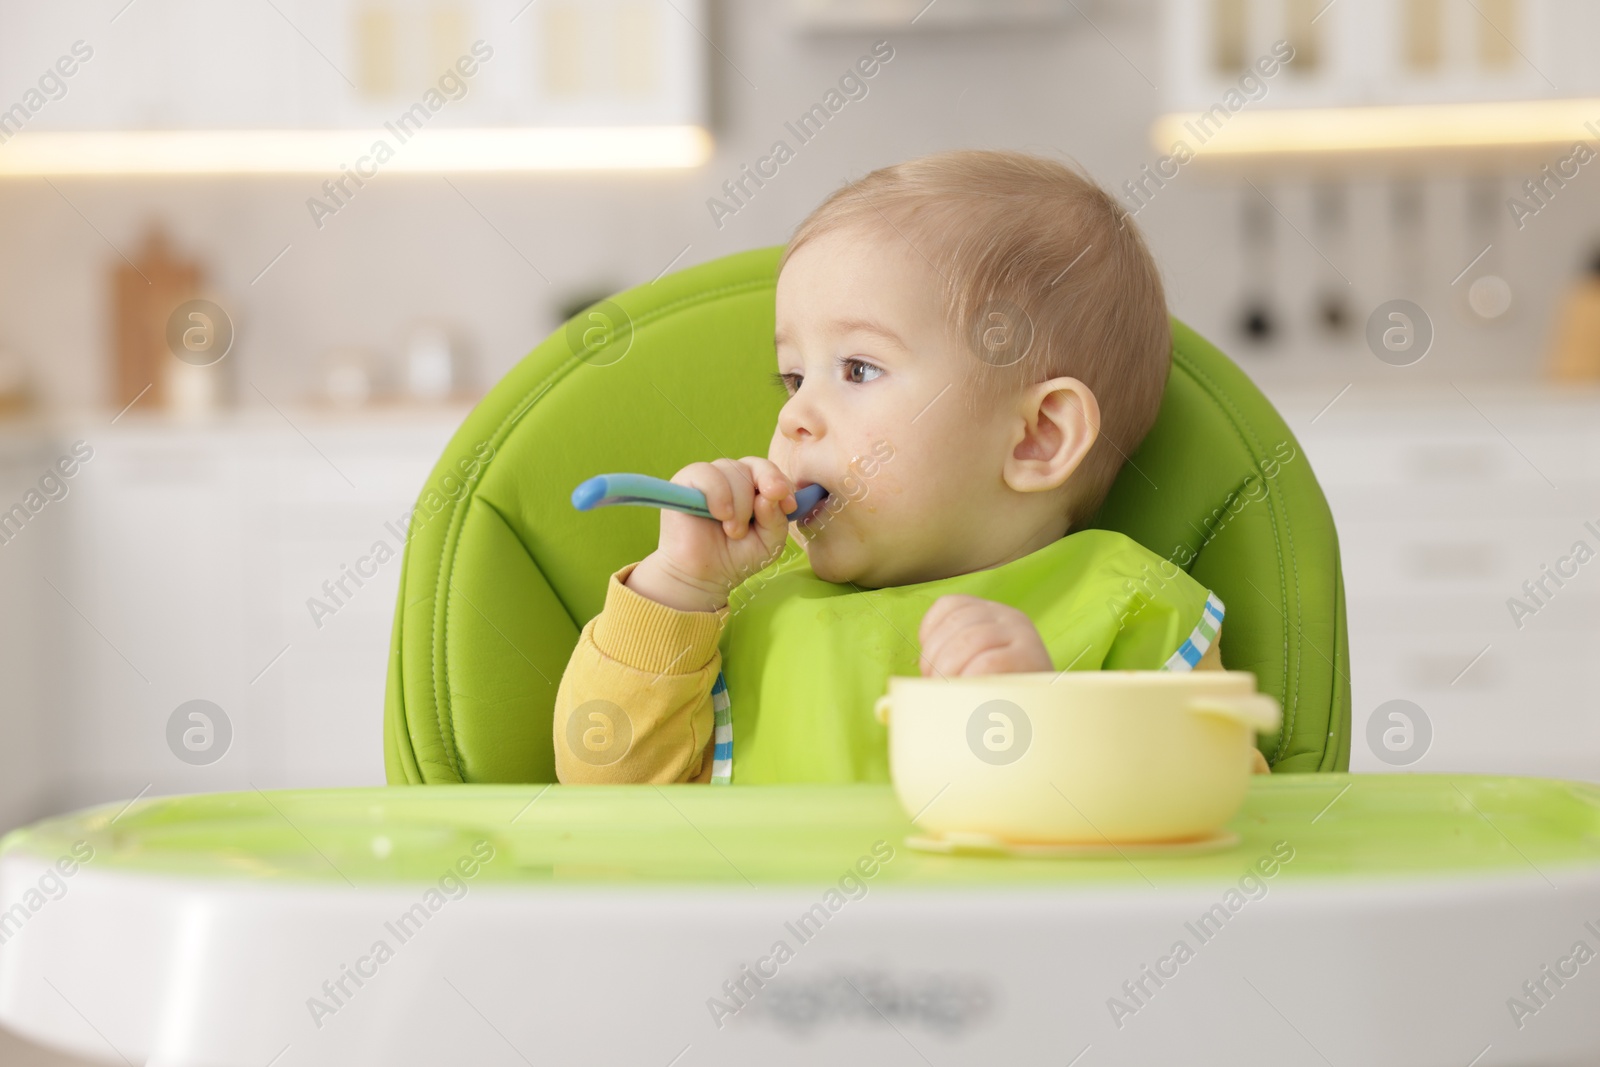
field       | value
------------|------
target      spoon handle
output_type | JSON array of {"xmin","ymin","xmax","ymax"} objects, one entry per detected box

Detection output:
[{"xmin": 572, "ymin": 473, "xmax": 826, "ymax": 522}]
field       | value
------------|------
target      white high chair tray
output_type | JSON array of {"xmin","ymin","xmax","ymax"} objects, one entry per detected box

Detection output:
[{"xmin": 1, "ymin": 778, "xmax": 1597, "ymax": 1066}]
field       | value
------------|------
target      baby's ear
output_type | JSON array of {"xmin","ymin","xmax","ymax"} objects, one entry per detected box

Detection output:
[{"xmin": 1002, "ymin": 377, "xmax": 1099, "ymax": 494}]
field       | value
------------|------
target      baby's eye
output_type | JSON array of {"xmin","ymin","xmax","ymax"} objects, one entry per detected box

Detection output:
[
  {"xmin": 840, "ymin": 357, "xmax": 882, "ymax": 385},
  {"xmin": 770, "ymin": 370, "xmax": 800, "ymax": 396}
]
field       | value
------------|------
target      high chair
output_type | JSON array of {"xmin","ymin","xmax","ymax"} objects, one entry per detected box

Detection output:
[
  {"xmin": 9, "ymin": 247, "xmax": 1600, "ymax": 1067},
  {"xmin": 383, "ymin": 244, "xmax": 1351, "ymax": 784}
]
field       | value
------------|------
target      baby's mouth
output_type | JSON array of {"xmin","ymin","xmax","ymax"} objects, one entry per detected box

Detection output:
[{"xmin": 790, "ymin": 481, "xmax": 831, "ymax": 525}]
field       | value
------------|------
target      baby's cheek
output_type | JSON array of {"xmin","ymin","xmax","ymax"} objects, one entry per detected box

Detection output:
[
  {"xmin": 848, "ymin": 464, "xmax": 903, "ymax": 517},
  {"xmin": 843, "ymin": 467, "xmax": 877, "ymax": 503},
  {"xmin": 765, "ymin": 431, "xmax": 789, "ymax": 469}
]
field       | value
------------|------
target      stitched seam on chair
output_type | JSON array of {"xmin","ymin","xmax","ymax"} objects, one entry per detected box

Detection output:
[
  {"xmin": 1172, "ymin": 349, "xmax": 1298, "ymax": 763},
  {"xmin": 1277, "ymin": 492, "xmax": 1303, "ymax": 763},
  {"xmin": 475, "ymin": 494, "xmax": 540, "ymax": 573},
  {"xmin": 1197, "ymin": 474, "xmax": 1261, "ymax": 551},
  {"xmin": 469, "ymin": 491, "xmax": 578, "ymax": 677},
  {"xmin": 1326, "ymin": 536, "xmax": 1350, "ymax": 771},
  {"xmin": 475, "ymin": 487, "xmax": 586, "ymax": 634},
  {"xmin": 438, "ymin": 495, "xmax": 554, "ymax": 781},
  {"xmin": 431, "ymin": 269, "xmax": 779, "ymax": 780},
  {"xmin": 1171, "ymin": 346, "xmax": 1299, "ymax": 764},
  {"xmin": 388, "ymin": 580, "xmax": 424, "ymax": 783},
  {"xmin": 434, "ymin": 583, "xmax": 463, "ymax": 779}
]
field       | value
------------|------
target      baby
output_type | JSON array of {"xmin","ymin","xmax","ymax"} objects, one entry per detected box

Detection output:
[{"xmin": 554, "ymin": 148, "xmax": 1267, "ymax": 784}]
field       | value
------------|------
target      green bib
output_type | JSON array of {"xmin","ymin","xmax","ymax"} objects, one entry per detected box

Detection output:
[{"xmin": 715, "ymin": 528, "xmax": 1221, "ymax": 784}]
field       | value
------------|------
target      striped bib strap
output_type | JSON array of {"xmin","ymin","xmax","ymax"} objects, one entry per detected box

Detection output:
[
  {"xmin": 709, "ymin": 671, "xmax": 732, "ymax": 784},
  {"xmin": 1163, "ymin": 591, "xmax": 1225, "ymax": 671}
]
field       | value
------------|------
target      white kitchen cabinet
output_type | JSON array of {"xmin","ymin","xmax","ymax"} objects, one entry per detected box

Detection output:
[
  {"xmin": 1271, "ymin": 384, "xmax": 1600, "ymax": 782},
  {"xmin": 0, "ymin": 408, "xmax": 466, "ymax": 831},
  {"xmin": 7, "ymin": 0, "xmax": 706, "ymax": 131},
  {"xmin": 0, "ymin": 429, "xmax": 64, "ymax": 834},
  {"xmin": 1163, "ymin": 0, "xmax": 1569, "ymax": 112},
  {"xmin": 55, "ymin": 426, "xmax": 260, "ymax": 809},
  {"xmin": 262, "ymin": 419, "xmax": 461, "ymax": 788}
]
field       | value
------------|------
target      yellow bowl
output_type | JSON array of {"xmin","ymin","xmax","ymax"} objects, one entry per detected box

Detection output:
[{"xmin": 874, "ymin": 670, "xmax": 1281, "ymax": 846}]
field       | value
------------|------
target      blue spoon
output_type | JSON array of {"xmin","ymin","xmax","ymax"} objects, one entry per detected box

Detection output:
[{"xmin": 572, "ymin": 473, "xmax": 828, "ymax": 522}]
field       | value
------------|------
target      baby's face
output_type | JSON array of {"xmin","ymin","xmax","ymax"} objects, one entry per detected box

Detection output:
[{"xmin": 770, "ymin": 224, "xmax": 1034, "ymax": 588}]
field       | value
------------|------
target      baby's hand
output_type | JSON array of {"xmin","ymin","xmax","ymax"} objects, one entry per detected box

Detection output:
[
  {"xmin": 627, "ymin": 457, "xmax": 796, "ymax": 613},
  {"xmin": 917, "ymin": 595, "xmax": 1053, "ymax": 678}
]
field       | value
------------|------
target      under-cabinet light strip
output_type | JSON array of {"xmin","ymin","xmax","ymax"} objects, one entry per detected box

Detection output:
[
  {"xmin": 1152, "ymin": 98, "xmax": 1600, "ymax": 156},
  {"xmin": 0, "ymin": 126, "xmax": 713, "ymax": 176}
]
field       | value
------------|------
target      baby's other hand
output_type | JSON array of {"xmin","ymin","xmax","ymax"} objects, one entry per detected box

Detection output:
[{"xmin": 917, "ymin": 595, "xmax": 1052, "ymax": 678}]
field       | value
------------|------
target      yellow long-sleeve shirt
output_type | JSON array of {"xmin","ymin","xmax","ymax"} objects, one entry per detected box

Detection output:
[
  {"xmin": 553, "ymin": 559, "xmax": 1253, "ymax": 785},
  {"xmin": 554, "ymin": 560, "xmax": 726, "ymax": 784}
]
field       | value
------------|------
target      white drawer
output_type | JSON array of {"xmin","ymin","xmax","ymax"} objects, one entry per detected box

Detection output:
[{"xmin": 1337, "ymin": 516, "xmax": 1600, "ymax": 605}]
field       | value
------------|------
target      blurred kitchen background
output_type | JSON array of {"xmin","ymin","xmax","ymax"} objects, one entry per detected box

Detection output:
[{"xmin": 2, "ymin": 0, "xmax": 1600, "ymax": 843}]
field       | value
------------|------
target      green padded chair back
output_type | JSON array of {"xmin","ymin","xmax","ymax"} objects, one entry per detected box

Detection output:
[{"xmin": 384, "ymin": 246, "xmax": 1350, "ymax": 784}]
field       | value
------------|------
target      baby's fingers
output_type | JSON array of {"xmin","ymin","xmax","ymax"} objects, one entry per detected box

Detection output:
[
  {"xmin": 743, "ymin": 457, "xmax": 797, "ymax": 515},
  {"xmin": 918, "ymin": 604, "xmax": 988, "ymax": 677},
  {"xmin": 919, "ymin": 597, "xmax": 1048, "ymax": 677},
  {"xmin": 921, "ymin": 623, "xmax": 999, "ymax": 678},
  {"xmin": 752, "ymin": 489, "xmax": 788, "ymax": 534},
  {"xmin": 919, "ymin": 593, "xmax": 985, "ymax": 632},
  {"xmin": 709, "ymin": 458, "xmax": 756, "ymax": 539},
  {"xmin": 918, "ymin": 595, "xmax": 987, "ymax": 653},
  {"xmin": 673, "ymin": 462, "xmax": 732, "ymax": 526}
]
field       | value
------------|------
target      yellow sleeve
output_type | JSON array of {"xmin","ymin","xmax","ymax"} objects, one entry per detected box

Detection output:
[{"xmin": 553, "ymin": 560, "xmax": 728, "ymax": 784}]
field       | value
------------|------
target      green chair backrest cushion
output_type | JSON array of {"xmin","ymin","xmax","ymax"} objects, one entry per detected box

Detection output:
[{"xmin": 384, "ymin": 246, "xmax": 1350, "ymax": 784}]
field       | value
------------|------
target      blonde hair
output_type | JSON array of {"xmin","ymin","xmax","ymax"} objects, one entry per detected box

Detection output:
[{"xmin": 779, "ymin": 149, "xmax": 1170, "ymax": 529}]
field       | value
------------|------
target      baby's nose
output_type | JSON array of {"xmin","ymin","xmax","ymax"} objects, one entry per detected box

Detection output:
[{"xmin": 777, "ymin": 395, "xmax": 821, "ymax": 441}]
